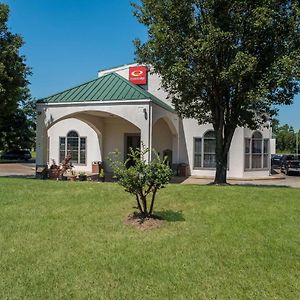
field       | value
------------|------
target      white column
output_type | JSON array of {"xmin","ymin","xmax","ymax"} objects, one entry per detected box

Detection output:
[
  {"xmin": 172, "ymin": 134, "xmax": 179, "ymax": 163},
  {"xmin": 140, "ymin": 104, "xmax": 151, "ymax": 162}
]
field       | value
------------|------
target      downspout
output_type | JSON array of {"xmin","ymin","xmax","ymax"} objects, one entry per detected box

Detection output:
[{"xmin": 148, "ymin": 102, "xmax": 153, "ymax": 161}]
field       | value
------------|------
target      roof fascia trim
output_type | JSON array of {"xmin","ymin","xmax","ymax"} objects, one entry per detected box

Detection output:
[{"xmin": 39, "ymin": 99, "xmax": 151, "ymax": 107}]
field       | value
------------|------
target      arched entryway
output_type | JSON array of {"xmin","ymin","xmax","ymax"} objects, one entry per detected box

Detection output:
[
  {"xmin": 152, "ymin": 117, "xmax": 178, "ymax": 165},
  {"xmin": 45, "ymin": 110, "xmax": 141, "ymax": 172}
]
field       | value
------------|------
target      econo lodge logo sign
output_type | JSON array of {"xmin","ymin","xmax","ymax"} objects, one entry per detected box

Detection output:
[{"xmin": 129, "ymin": 66, "xmax": 147, "ymax": 85}]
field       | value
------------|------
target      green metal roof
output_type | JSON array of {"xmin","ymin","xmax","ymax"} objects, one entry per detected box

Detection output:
[{"xmin": 38, "ymin": 72, "xmax": 174, "ymax": 112}]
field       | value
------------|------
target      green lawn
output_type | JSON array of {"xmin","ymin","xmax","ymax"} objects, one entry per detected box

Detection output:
[{"xmin": 0, "ymin": 178, "xmax": 299, "ymax": 299}]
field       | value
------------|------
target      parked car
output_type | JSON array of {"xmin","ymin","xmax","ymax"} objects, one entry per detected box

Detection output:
[
  {"xmin": 0, "ymin": 150, "xmax": 32, "ymax": 161},
  {"xmin": 271, "ymin": 154, "xmax": 283, "ymax": 167},
  {"xmin": 281, "ymin": 154, "xmax": 300, "ymax": 175}
]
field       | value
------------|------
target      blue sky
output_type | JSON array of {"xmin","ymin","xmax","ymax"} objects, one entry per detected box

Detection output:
[{"xmin": 3, "ymin": 0, "xmax": 300, "ymax": 129}]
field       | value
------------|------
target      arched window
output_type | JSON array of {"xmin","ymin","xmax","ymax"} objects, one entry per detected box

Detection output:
[
  {"xmin": 203, "ymin": 131, "xmax": 216, "ymax": 168},
  {"xmin": 252, "ymin": 131, "xmax": 263, "ymax": 168},
  {"xmin": 59, "ymin": 131, "xmax": 86, "ymax": 164},
  {"xmin": 193, "ymin": 130, "xmax": 216, "ymax": 169},
  {"xmin": 245, "ymin": 131, "xmax": 269, "ymax": 170}
]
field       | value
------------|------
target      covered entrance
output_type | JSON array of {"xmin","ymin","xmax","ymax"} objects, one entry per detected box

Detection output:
[
  {"xmin": 36, "ymin": 71, "xmax": 179, "ymax": 174},
  {"xmin": 125, "ymin": 134, "xmax": 141, "ymax": 167}
]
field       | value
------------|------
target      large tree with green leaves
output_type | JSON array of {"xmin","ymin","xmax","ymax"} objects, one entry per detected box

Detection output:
[
  {"xmin": 0, "ymin": 97, "xmax": 36, "ymax": 151},
  {"xmin": 132, "ymin": 0, "xmax": 300, "ymax": 184},
  {"xmin": 272, "ymin": 120, "xmax": 300, "ymax": 154},
  {"xmin": 0, "ymin": 3, "xmax": 30, "ymax": 143}
]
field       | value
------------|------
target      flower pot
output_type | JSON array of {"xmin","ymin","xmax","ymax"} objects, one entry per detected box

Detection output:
[{"xmin": 48, "ymin": 169, "xmax": 60, "ymax": 179}]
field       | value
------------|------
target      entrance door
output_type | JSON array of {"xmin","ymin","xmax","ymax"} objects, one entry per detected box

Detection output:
[
  {"xmin": 163, "ymin": 149, "xmax": 172, "ymax": 167},
  {"xmin": 125, "ymin": 134, "xmax": 141, "ymax": 167}
]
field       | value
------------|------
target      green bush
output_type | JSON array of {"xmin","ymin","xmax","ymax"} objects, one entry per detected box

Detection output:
[{"xmin": 108, "ymin": 147, "xmax": 172, "ymax": 217}]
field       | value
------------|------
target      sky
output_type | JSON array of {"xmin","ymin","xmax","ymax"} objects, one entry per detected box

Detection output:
[{"xmin": 2, "ymin": 0, "xmax": 300, "ymax": 130}]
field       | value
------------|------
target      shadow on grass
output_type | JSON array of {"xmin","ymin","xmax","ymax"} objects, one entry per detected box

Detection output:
[
  {"xmin": 234, "ymin": 183, "xmax": 290, "ymax": 188},
  {"xmin": 155, "ymin": 210, "xmax": 185, "ymax": 222},
  {"xmin": 170, "ymin": 176, "xmax": 189, "ymax": 184},
  {"xmin": 206, "ymin": 182, "xmax": 291, "ymax": 188}
]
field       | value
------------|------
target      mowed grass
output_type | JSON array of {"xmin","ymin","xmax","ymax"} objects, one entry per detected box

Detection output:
[{"xmin": 0, "ymin": 178, "xmax": 299, "ymax": 299}]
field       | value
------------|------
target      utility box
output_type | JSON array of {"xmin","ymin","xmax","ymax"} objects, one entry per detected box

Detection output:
[
  {"xmin": 178, "ymin": 163, "xmax": 189, "ymax": 177},
  {"xmin": 92, "ymin": 161, "xmax": 102, "ymax": 173}
]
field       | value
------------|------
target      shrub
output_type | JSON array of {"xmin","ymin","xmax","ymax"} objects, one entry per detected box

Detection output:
[{"xmin": 108, "ymin": 147, "xmax": 172, "ymax": 217}]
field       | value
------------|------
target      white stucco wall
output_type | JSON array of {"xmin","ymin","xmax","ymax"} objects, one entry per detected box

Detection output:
[
  {"xmin": 243, "ymin": 126, "xmax": 272, "ymax": 139},
  {"xmin": 179, "ymin": 120, "xmax": 271, "ymax": 178},
  {"xmin": 99, "ymin": 63, "xmax": 172, "ymax": 106},
  {"xmin": 48, "ymin": 118, "xmax": 101, "ymax": 172},
  {"xmin": 180, "ymin": 120, "xmax": 244, "ymax": 177},
  {"xmin": 228, "ymin": 127, "xmax": 245, "ymax": 178},
  {"xmin": 102, "ymin": 118, "xmax": 140, "ymax": 172},
  {"xmin": 46, "ymin": 113, "xmax": 143, "ymax": 173},
  {"xmin": 242, "ymin": 126, "xmax": 271, "ymax": 178},
  {"xmin": 152, "ymin": 118, "xmax": 173, "ymax": 159},
  {"xmin": 181, "ymin": 119, "xmax": 215, "ymax": 177},
  {"xmin": 270, "ymin": 138, "xmax": 276, "ymax": 154},
  {"xmin": 36, "ymin": 64, "xmax": 274, "ymax": 179},
  {"xmin": 36, "ymin": 101, "xmax": 152, "ymax": 166}
]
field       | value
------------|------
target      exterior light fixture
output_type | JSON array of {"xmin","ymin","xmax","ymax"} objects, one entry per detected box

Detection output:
[{"xmin": 143, "ymin": 108, "xmax": 148, "ymax": 120}]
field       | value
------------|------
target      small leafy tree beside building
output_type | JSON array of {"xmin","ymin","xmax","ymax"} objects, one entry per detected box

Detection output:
[{"xmin": 109, "ymin": 148, "xmax": 172, "ymax": 218}]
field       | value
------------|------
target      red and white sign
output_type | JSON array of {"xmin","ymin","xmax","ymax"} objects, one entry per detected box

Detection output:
[{"xmin": 129, "ymin": 66, "xmax": 147, "ymax": 85}]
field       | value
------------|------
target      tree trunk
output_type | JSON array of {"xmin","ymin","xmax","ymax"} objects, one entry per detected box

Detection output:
[
  {"xmin": 135, "ymin": 194, "xmax": 143, "ymax": 214},
  {"xmin": 140, "ymin": 194, "xmax": 148, "ymax": 216},
  {"xmin": 149, "ymin": 188, "xmax": 157, "ymax": 215},
  {"xmin": 213, "ymin": 123, "xmax": 235, "ymax": 185},
  {"xmin": 214, "ymin": 153, "xmax": 228, "ymax": 184}
]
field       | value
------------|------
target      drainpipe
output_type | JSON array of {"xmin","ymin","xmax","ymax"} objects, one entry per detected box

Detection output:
[{"xmin": 148, "ymin": 103, "xmax": 153, "ymax": 162}]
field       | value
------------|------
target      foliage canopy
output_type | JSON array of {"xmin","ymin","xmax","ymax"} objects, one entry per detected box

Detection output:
[
  {"xmin": 133, "ymin": 0, "xmax": 300, "ymax": 183},
  {"xmin": 0, "ymin": 4, "xmax": 32, "ymax": 150},
  {"xmin": 272, "ymin": 119, "xmax": 300, "ymax": 153},
  {"xmin": 109, "ymin": 147, "xmax": 172, "ymax": 217}
]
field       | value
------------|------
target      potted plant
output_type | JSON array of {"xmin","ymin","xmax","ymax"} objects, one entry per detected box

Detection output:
[{"xmin": 48, "ymin": 159, "xmax": 60, "ymax": 179}]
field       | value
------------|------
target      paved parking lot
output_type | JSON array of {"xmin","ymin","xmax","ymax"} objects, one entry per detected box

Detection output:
[
  {"xmin": 1, "ymin": 163, "xmax": 300, "ymax": 188},
  {"xmin": 0, "ymin": 163, "xmax": 35, "ymax": 177}
]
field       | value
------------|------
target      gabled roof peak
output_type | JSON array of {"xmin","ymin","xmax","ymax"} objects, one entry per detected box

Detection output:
[{"xmin": 38, "ymin": 72, "xmax": 173, "ymax": 112}]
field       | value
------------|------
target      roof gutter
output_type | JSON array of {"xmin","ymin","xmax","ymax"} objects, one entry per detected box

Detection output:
[
  {"xmin": 37, "ymin": 99, "xmax": 152, "ymax": 107},
  {"xmin": 37, "ymin": 99, "xmax": 174, "ymax": 113}
]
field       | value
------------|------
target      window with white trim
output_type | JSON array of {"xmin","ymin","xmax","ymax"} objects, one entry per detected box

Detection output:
[
  {"xmin": 59, "ymin": 131, "xmax": 86, "ymax": 164},
  {"xmin": 194, "ymin": 138, "xmax": 202, "ymax": 168},
  {"xmin": 245, "ymin": 131, "xmax": 269, "ymax": 170},
  {"xmin": 203, "ymin": 131, "xmax": 216, "ymax": 168},
  {"xmin": 193, "ymin": 131, "xmax": 216, "ymax": 169}
]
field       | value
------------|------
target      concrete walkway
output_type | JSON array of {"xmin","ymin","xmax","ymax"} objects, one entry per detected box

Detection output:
[
  {"xmin": 1, "ymin": 163, "xmax": 300, "ymax": 188},
  {"xmin": 174, "ymin": 174, "xmax": 300, "ymax": 188},
  {"xmin": 0, "ymin": 163, "xmax": 35, "ymax": 177}
]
